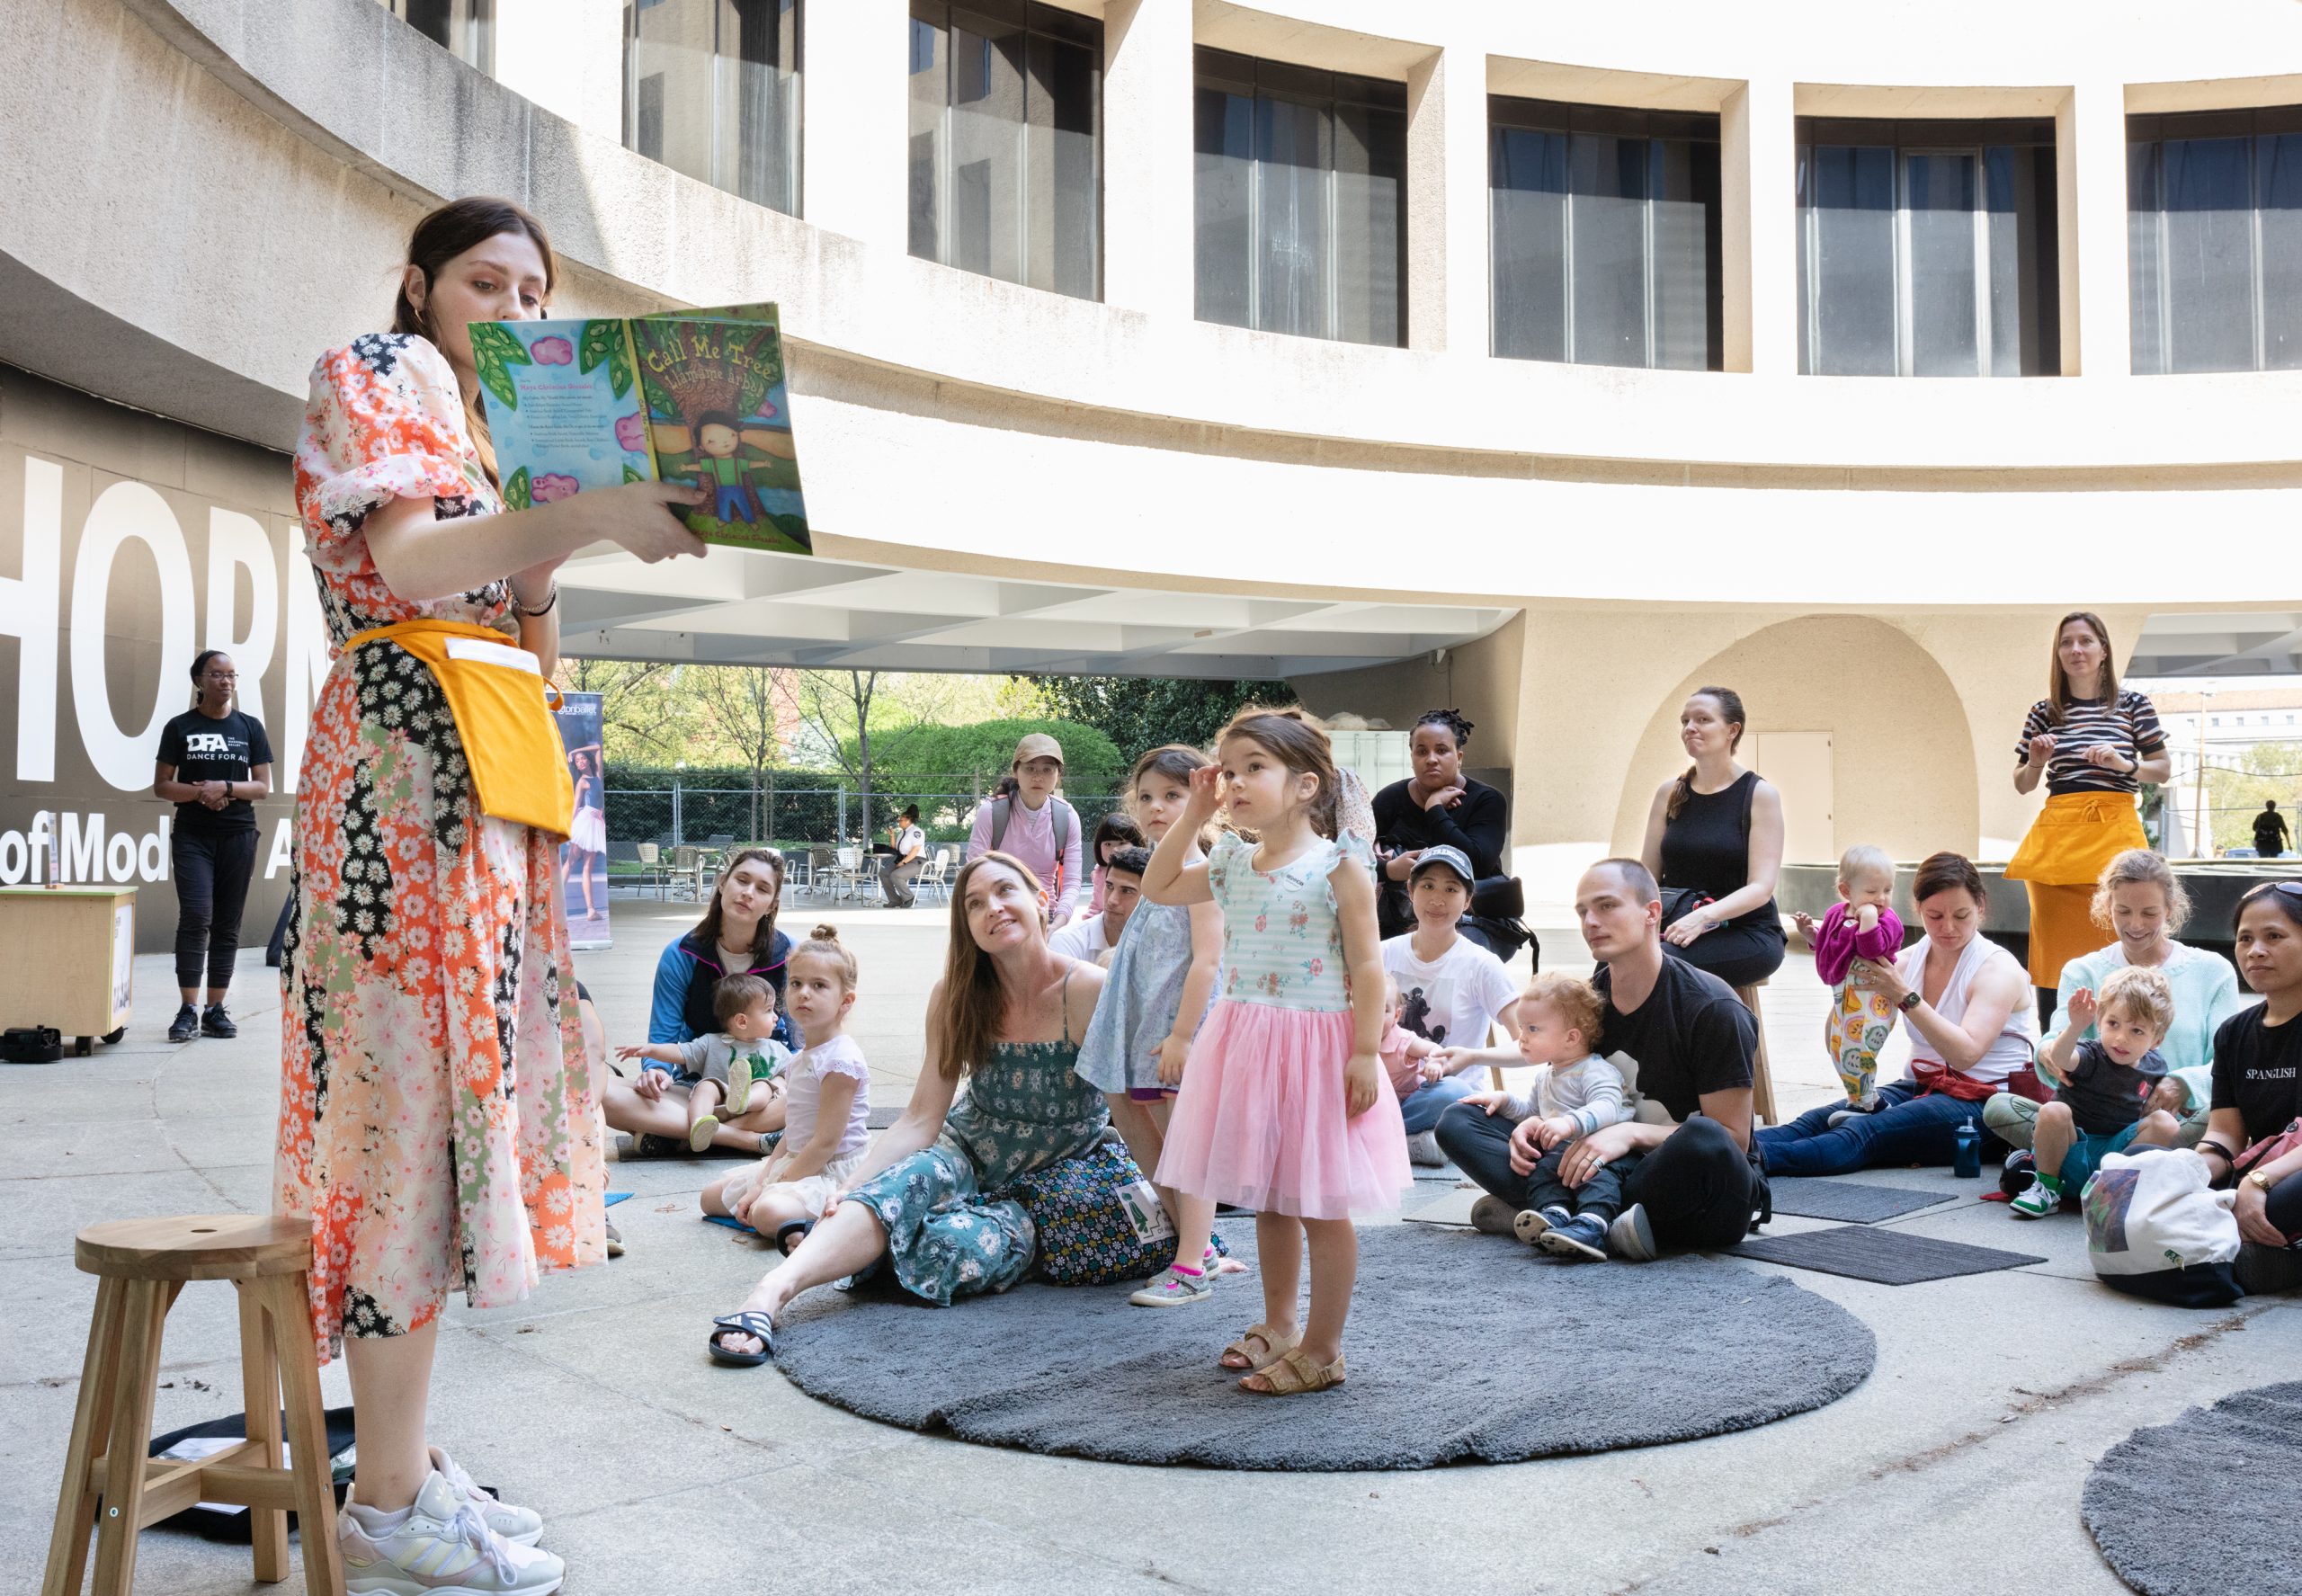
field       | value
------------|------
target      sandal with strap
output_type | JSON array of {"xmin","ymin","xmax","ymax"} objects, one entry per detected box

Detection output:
[
  {"xmin": 1239, "ymin": 1348, "xmax": 1346, "ymax": 1395},
  {"xmin": 1218, "ymin": 1322, "xmax": 1301, "ymax": 1371},
  {"xmin": 708, "ymin": 1310, "xmax": 776, "ymax": 1367},
  {"xmin": 774, "ymin": 1218, "xmax": 815, "ymax": 1256}
]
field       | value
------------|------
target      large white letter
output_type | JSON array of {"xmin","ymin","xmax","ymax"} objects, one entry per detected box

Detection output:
[
  {"xmin": 2, "ymin": 456, "xmax": 62, "ymax": 781},
  {"xmin": 281, "ymin": 546, "xmax": 330, "ymax": 794},
  {"xmin": 205, "ymin": 508, "xmax": 279, "ymax": 729},
  {"xmin": 70, "ymin": 481, "xmax": 194, "ymax": 790}
]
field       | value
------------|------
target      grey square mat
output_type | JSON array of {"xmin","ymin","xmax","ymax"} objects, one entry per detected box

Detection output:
[
  {"xmin": 1764, "ymin": 1177, "xmax": 1957, "ymax": 1224},
  {"xmin": 1734, "ymin": 1224, "xmax": 2045, "ymax": 1285}
]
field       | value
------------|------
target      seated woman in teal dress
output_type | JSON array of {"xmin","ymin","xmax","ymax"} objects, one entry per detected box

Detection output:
[{"xmin": 708, "ymin": 851, "xmax": 1118, "ymax": 1364}]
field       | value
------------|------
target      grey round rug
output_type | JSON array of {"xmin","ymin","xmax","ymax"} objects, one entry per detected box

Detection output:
[
  {"xmin": 2083, "ymin": 1381, "xmax": 2302, "ymax": 1596},
  {"xmin": 773, "ymin": 1225, "xmax": 1875, "ymax": 1470}
]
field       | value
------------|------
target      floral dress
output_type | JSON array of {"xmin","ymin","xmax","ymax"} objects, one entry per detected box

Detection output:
[
  {"xmin": 845, "ymin": 977, "xmax": 1112, "ymax": 1306},
  {"xmin": 277, "ymin": 333, "xmax": 603, "ymax": 1360}
]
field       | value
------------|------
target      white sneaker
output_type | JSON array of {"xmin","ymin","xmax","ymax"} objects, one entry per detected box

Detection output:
[
  {"xmin": 430, "ymin": 1446, "xmax": 543, "ymax": 1547},
  {"xmin": 1405, "ymin": 1130, "xmax": 1447, "ymax": 1166},
  {"xmin": 339, "ymin": 1470, "xmax": 564, "ymax": 1594}
]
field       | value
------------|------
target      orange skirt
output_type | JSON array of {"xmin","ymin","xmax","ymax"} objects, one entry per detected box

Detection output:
[{"xmin": 2006, "ymin": 792, "xmax": 2149, "ymax": 987}]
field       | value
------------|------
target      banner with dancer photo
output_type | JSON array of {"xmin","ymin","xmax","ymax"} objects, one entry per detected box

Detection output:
[{"xmin": 554, "ymin": 691, "xmax": 611, "ymax": 949}]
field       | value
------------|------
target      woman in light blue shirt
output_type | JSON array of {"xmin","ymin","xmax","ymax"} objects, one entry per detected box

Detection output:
[{"xmin": 1985, "ymin": 850, "xmax": 2243, "ymax": 1151}]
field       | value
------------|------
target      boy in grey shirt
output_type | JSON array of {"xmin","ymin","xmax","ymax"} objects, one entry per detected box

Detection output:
[{"xmin": 618, "ymin": 974, "xmax": 794, "ymax": 1152}]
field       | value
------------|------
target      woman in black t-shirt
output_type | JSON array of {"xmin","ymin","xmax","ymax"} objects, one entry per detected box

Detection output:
[
  {"xmin": 1371, "ymin": 709, "xmax": 1511, "ymax": 948},
  {"xmin": 152, "ymin": 649, "xmax": 273, "ymax": 1043},
  {"xmin": 1639, "ymin": 686, "xmax": 1786, "ymax": 988},
  {"xmin": 2200, "ymin": 886, "xmax": 2302, "ymax": 1278}
]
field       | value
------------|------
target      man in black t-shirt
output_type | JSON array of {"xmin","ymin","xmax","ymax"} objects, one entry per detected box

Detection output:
[
  {"xmin": 153, "ymin": 650, "xmax": 274, "ymax": 1042},
  {"xmin": 1436, "ymin": 857, "xmax": 1764, "ymax": 1257}
]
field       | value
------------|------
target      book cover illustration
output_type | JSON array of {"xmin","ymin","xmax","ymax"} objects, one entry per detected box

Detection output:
[{"xmin": 469, "ymin": 304, "xmax": 810, "ymax": 556}]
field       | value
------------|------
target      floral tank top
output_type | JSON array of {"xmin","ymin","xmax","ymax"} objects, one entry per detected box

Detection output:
[
  {"xmin": 940, "ymin": 974, "xmax": 1114, "ymax": 1187},
  {"xmin": 1207, "ymin": 830, "xmax": 1377, "ymax": 1014}
]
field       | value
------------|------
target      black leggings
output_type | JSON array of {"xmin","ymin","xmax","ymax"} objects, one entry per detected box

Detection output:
[
  {"xmin": 173, "ymin": 829, "xmax": 257, "ymax": 993},
  {"xmin": 1623, "ymin": 1117, "xmax": 1769, "ymax": 1252},
  {"xmin": 1663, "ymin": 923, "xmax": 1786, "ymax": 989},
  {"xmin": 2269, "ymin": 1167, "xmax": 2302, "ymax": 1240}
]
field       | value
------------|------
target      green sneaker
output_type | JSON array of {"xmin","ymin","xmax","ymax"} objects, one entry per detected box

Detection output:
[
  {"xmin": 2008, "ymin": 1177, "xmax": 2062, "ymax": 1218},
  {"xmin": 688, "ymin": 1113, "xmax": 720, "ymax": 1153},
  {"xmin": 725, "ymin": 1051, "xmax": 754, "ymax": 1117}
]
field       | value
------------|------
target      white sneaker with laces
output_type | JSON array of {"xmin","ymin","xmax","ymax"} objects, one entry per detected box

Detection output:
[
  {"xmin": 339, "ymin": 1470, "xmax": 564, "ymax": 1594},
  {"xmin": 429, "ymin": 1446, "xmax": 543, "ymax": 1547}
]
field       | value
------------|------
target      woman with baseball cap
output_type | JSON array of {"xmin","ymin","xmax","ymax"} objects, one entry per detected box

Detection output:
[{"xmin": 964, "ymin": 733, "xmax": 1087, "ymax": 928}]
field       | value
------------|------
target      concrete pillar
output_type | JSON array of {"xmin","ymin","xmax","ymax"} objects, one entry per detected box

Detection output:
[
  {"xmin": 1721, "ymin": 77, "xmax": 1798, "ymax": 375},
  {"xmin": 1102, "ymin": 0, "xmax": 1194, "ymax": 320},
  {"xmin": 2057, "ymin": 81, "xmax": 2133, "ymax": 379},
  {"xmin": 801, "ymin": 0, "xmax": 911, "ymax": 249},
  {"xmin": 492, "ymin": 0, "xmax": 624, "ymax": 142},
  {"xmin": 1404, "ymin": 41, "xmax": 1487, "ymax": 354}
]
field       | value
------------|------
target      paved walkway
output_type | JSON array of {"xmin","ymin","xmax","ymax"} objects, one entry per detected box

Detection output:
[{"xmin": 4, "ymin": 899, "xmax": 2293, "ymax": 1594}]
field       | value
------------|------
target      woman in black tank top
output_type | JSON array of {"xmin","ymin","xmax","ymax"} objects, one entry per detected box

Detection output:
[{"xmin": 1639, "ymin": 687, "xmax": 1787, "ymax": 989}]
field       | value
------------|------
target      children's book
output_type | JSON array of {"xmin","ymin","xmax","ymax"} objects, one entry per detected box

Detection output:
[{"xmin": 469, "ymin": 303, "xmax": 810, "ymax": 556}]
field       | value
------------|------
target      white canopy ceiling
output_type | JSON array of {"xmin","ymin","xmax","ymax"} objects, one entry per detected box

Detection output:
[
  {"xmin": 2128, "ymin": 611, "xmax": 2302, "ymax": 678},
  {"xmin": 555, "ymin": 545, "xmax": 1513, "ymax": 678}
]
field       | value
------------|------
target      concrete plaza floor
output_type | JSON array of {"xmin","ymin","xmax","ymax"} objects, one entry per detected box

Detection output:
[{"xmin": 4, "ymin": 894, "xmax": 2296, "ymax": 1595}]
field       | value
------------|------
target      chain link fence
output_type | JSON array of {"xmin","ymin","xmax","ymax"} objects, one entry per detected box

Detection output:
[{"xmin": 602, "ymin": 779, "xmax": 1127, "ymax": 856}]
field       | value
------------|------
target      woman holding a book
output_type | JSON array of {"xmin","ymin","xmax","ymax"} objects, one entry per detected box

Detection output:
[{"xmin": 281, "ymin": 195, "xmax": 708, "ymax": 1595}]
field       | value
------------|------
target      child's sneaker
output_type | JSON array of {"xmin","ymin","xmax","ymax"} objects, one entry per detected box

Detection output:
[
  {"xmin": 1512, "ymin": 1205, "xmax": 1572, "ymax": 1248},
  {"xmin": 1129, "ymin": 1264, "xmax": 1212, "ymax": 1307},
  {"xmin": 1825, "ymin": 1093, "xmax": 1883, "ymax": 1128},
  {"xmin": 428, "ymin": 1446, "xmax": 543, "ymax": 1547},
  {"xmin": 724, "ymin": 1054, "xmax": 753, "ymax": 1117},
  {"xmin": 339, "ymin": 1469, "xmax": 564, "ymax": 1593},
  {"xmin": 1538, "ymin": 1213, "xmax": 1611, "ymax": 1261},
  {"xmin": 687, "ymin": 1113, "xmax": 720, "ymax": 1153},
  {"xmin": 2008, "ymin": 1177, "xmax": 2063, "ymax": 1218}
]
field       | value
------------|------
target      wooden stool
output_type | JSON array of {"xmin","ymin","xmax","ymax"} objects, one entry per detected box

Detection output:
[
  {"xmin": 1734, "ymin": 981, "xmax": 1780, "ymax": 1127},
  {"xmin": 42, "ymin": 1215, "xmax": 343, "ymax": 1596}
]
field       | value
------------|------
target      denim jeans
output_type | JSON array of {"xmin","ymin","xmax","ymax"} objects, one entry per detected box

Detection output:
[
  {"xmin": 1756, "ymin": 1082, "xmax": 2003, "ymax": 1177},
  {"xmin": 1437, "ymin": 1103, "xmax": 1757, "ymax": 1250},
  {"xmin": 1398, "ymin": 1073, "xmax": 1479, "ymax": 1136}
]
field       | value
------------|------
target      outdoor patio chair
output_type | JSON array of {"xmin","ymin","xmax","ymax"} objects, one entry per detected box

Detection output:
[
  {"xmin": 667, "ymin": 845, "xmax": 703, "ymax": 901},
  {"xmin": 917, "ymin": 846, "xmax": 954, "ymax": 903}
]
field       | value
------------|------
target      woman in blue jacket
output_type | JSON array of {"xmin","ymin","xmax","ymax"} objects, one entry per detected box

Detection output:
[{"xmin": 606, "ymin": 848, "xmax": 796, "ymax": 1154}]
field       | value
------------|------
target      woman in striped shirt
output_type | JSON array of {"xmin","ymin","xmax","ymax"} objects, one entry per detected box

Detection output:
[{"xmin": 2005, "ymin": 612, "xmax": 2169, "ymax": 1026}]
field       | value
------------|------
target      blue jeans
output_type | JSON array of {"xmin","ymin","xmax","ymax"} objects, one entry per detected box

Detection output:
[
  {"xmin": 1398, "ymin": 1074, "xmax": 1478, "ymax": 1136},
  {"xmin": 1756, "ymin": 1082, "xmax": 2003, "ymax": 1177}
]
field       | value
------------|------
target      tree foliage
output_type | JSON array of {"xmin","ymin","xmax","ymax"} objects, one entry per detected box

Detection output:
[
  {"xmin": 1034, "ymin": 675, "xmax": 1298, "ymax": 762},
  {"xmin": 861, "ymin": 718, "xmax": 1126, "ymax": 794}
]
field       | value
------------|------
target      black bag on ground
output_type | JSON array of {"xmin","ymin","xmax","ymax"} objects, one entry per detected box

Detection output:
[
  {"xmin": 4, "ymin": 1026, "xmax": 62, "ymax": 1063},
  {"xmin": 144, "ymin": 1405, "xmax": 357, "ymax": 1541}
]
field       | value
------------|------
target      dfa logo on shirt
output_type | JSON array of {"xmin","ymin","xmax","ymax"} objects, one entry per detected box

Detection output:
[{"xmin": 183, "ymin": 731, "xmax": 237, "ymax": 758}]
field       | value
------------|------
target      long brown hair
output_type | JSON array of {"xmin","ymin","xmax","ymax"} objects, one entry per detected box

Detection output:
[
  {"xmin": 693, "ymin": 847, "xmax": 784, "ymax": 965},
  {"xmin": 389, "ymin": 196, "xmax": 557, "ymax": 486},
  {"xmin": 1665, "ymin": 685, "xmax": 1746, "ymax": 822},
  {"xmin": 1218, "ymin": 706, "xmax": 1341, "ymax": 841},
  {"xmin": 931, "ymin": 852, "xmax": 1047, "ymax": 1082},
  {"xmin": 2047, "ymin": 611, "xmax": 2118, "ymax": 724}
]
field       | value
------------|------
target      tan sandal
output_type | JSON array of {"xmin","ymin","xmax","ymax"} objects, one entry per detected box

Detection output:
[
  {"xmin": 1240, "ymin": 1348, "xmax": 1346, "ymax": 1395},
  {"xmin": 1218, "ymin": 1322, "xmax": 1300, "ymax": 1371}
]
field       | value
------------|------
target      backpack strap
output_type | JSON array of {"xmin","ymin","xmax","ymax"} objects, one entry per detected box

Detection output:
[{"xmin": 988, "ymin": 796, "xmax": 1012, "ymax": 852}]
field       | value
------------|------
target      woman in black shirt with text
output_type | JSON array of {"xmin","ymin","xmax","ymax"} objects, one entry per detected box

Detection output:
[
  {"xmin": 1640, "ymin": 686, "xmax": 1786, "ymax": 989},
  {"xmin": 2199, "ymin": 884, "xmax": 2302, "ymax": 1291},
  {"xmin": 153, "ymin": 649, "xmax": 272, "ymax": 1042}
]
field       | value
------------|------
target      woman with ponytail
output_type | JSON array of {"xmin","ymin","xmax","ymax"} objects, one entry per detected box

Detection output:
[
  {"xmin": 281, "ymin": 196, "xmax": 711, "ymax": 1592},
  {"xmin": 1639, "ymin": 686, "xmax": 1787, "ymax": 988},
  {"xmin": 153, "ymin": 647, "xmax": 272, "ymax": 1042}
]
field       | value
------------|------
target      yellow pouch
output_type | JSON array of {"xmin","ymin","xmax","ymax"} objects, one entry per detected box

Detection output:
[{"xmin": 343, "ymin": 620, "xmax": 574, "ymax": 838}]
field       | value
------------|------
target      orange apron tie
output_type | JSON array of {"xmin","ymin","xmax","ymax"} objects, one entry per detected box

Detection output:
[{"xmin": 341, "ymin": 620, "xmax": 574, "ymax": 838}]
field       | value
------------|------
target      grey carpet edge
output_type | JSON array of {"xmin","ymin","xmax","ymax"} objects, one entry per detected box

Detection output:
[
  {"xmin": 1763, "ymin": 1177, "xmax": 1958, "ymax": 1224},
  {"xmin": 2080, "ymin": 1381, "xmax": 2302, "ymax": 1596}
]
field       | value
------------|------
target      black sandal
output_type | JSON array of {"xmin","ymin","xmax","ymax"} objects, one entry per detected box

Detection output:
[
  {"xmin": 773, "ymin": 1218, "xmax": 815, "ymax": 1256},
  {"xmin": 708, "ymin": 1310, "xmax": 775, "ymax": 1367}
]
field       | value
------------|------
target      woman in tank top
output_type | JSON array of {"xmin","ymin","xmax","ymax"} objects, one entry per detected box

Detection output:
[
  {"xmin": 1758, "ymin": 853, "xmax": 2040, "ymax": 1176},
  {"xmin": 1639, "ymin": 686, "xmax": 1787, "ymax": 989}
]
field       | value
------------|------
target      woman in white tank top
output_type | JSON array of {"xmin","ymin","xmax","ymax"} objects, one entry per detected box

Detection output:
[{"xmin": 1758, "ymin": 853, "xmax": 2039, "ymax": 1178}]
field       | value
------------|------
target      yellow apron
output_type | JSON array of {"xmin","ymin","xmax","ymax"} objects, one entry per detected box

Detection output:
[
  {"xmin": 342, "ymin": 620, "xmax": 574, "ymax": 838},
  {"xmin": 2003, "ymin": 792, "xmax": 2150, "ymax": 887}
]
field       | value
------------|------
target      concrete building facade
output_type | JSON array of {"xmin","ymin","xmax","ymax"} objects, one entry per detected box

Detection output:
[{"xmin": 4, "ymin": 0, "xmax": 2301, "ymax": 938}]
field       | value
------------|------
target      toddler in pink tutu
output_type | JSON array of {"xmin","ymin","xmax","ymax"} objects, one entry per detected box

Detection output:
[{"xmin": 1139, "ymin": 706, "xmax": 1412, "ymax": 1395}]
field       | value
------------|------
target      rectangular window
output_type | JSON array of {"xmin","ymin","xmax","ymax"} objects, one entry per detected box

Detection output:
[
  {"xmin": 1489, "ymin": 98, "xmax": 1722, "ymax": 370},
  {"xmin": 2128, "ymin": 106, "xmax": 2302, "ymax": 373},
  {"xmin": 623, "ymin": 0, "xmax": 802, "ymax": 218},
  {"xmin": 1193, "ymin": 49, "xmax": 1405, "ymax": 346},
  {"xmin": 909, "ymin": 1, "xmax": 1102, "ymax": 301},
  {"xmin": 379, "ymin": 0, "xmax": 492, "ymax": 73},
  {"xmin": 1796, "ymin": 118, "xmax": 2060, "ymax": 377}
]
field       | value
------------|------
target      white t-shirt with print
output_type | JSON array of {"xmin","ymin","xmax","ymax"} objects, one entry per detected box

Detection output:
[{"xmin": 1380, "ymin": 932, "xmax": 1521, "ymax": 1050}]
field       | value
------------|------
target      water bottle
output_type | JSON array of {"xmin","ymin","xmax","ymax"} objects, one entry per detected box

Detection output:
[{"xmin": 1952, "ymin": 1117, "xmax": 1982, "ymax": 1180}]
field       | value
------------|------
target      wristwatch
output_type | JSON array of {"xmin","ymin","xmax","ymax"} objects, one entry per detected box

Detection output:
[
  {"xmin": 2248, "ymin": 1169, "xmax": 2275, "ymax": 1192},
  {"xmin": 1897, "ymin": 990, "xmax": 1921, "ymax": 1012}
]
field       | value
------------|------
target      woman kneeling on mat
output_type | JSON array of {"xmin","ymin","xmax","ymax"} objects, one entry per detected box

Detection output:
[
  {"xmin": 708, "ymin": 852, "xmax": 1119, "ymax": 1364},
  {"xmin": 1758, "ymin": 853, "xmax": 2042, "ymax": 1176}
]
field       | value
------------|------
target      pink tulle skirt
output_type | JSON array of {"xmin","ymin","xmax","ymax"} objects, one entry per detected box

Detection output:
[{"xmin": 1155, "ymin": 1000, "xmax": 1414, "ymax": 1220}]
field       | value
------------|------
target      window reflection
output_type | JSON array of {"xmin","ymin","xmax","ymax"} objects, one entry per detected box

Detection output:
[
  {"xmin": 624, "ymin": 0, "xmax": 802, "ymax": 218},
  {"xmin": 379, "ymin": 0, "xmax": 492, "ymax": 72},
  {"xmin": 2130, "ymin": 107, "xmax": 2302, "ymax": 373}
]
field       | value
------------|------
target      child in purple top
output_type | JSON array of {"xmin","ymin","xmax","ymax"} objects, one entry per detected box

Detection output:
[{"xmin": 1793, "ymin": 845, "xmax": 1906, "ymax": 1119}]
